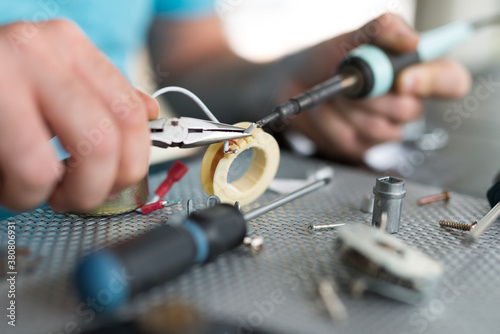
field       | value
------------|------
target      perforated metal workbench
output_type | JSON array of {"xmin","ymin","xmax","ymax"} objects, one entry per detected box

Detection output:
[{"xmin": 1, "ymin": 152, "xmax": 499, "ymax": 334}]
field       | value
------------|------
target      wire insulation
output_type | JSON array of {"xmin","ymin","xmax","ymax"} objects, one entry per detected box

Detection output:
[{"xmin": 151, "ymin": 86, "xmax": 219, "ymax": 123}]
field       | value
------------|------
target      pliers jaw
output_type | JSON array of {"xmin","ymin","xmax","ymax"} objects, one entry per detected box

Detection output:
[{"xmin": 149, "ymin": 117, "xmax": 252, "ymax": 149}]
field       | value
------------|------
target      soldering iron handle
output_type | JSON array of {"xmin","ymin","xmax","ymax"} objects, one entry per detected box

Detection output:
[{"xmin": 341, "ymin": 21, "xmax": 474, "ymax": 99}]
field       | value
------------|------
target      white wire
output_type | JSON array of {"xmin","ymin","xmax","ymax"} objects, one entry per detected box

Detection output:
[
  {"xmin": 151, "ymin": 86, "xmax": 219, "ymax": 123},
  {"xmin": 151, "ymin": 86, "xmax": 236, "ymax": 154}
]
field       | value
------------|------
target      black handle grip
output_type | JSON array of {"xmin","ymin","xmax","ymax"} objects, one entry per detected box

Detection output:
[
  {"xmin": 114, "ymin": 225, "xmax": 197, "ymax": 295},
  {"xmin": 387, "ymin": 51, "xmax": 420, "ymax": 77}
]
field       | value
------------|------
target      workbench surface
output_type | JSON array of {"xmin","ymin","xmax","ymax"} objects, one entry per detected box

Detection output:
[{"xmin": 1, "ymin": 151, "xmax": 499, "ymax": 334}]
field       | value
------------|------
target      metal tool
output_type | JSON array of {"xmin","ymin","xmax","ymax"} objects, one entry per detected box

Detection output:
[
  {"xmin": 463, "ymin": 171, "xmax": 500, "ymax": 245},
  {"xmin": 50, "ymin": 117, "xmax": 251, "ymax": 162},
  {"xmin": 76, "ymin": 175, "xmax": 331, "ymax": 311},
  {"xmin": 338, "ymin": 224, "xmax": 443, "ymax": 304},
  {"xmin": 372, "ymin": 176, "xmax": 406, "ymax": 234},
  {"xmin": 248, "ymin": 15, "xmax": 500, "ymax": 131},
  {"xmin": 149, "ymin": 117, "xmax": 252, "ymax": 149},
  {"xmin": 463, "ymin": 202, "xmax": 500, "ymax": 246}
]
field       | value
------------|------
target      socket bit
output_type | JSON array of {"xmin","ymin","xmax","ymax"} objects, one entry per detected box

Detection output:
[{"xmin": 372, "ymin": 176, "xmax": 406, "ymax": 233}]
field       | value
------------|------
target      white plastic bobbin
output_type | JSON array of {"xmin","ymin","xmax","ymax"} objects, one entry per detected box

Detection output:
[{"xmin": 200, "ymin": 122, "xmax": 280, "ymax": 206}]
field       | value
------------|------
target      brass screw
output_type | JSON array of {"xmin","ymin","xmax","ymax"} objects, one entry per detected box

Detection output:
[
  {"xmin": 439, "ymin": 220, "xmax": 477, "ymax": 231},
  {"xmin": 417, "ymin": 190, "xmax": 451, "ymax": 205}
]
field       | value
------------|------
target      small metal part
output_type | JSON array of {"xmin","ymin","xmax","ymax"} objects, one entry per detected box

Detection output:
[
  {"xmin": 308, "ymin": 222, "xmax": 345, "ymax": 233},
  {"xmin": 417, "ymin": 190, "xmax": 451, "ymax": 205},
  {"xmin": 372, "ymin": 176, "xmax": 406, "ymax": 234},
  {"xmin": 222, "ymin": 140, "xmax": 239, "ymax": 154},
  {"xmin": 78, "ymin": 177, "xmax": 149, "ymax": 216},
  {"xmin": 360, "ymin": 194, "xmax": 374, "ymax": 213},
  {"xmin": 206, "ymin": 195, "xmax": 221, "ymax": 208},
  {"xmin": 187, "ymin": 199, "xmax": 194, "ymax": 216},
  {"xmin": 244, "ymin": 123, "xmax": 257, "ymax": 133},
  {"xmin": 463, "ymin": 201, "xmax": 500, "ymax": 246},
  {"xmin": 243, "ymin": 236, "xmax": 264, "ymax": 254},
  {"xmin": 338, "ymin": 224, "xmax": 443, "ymax": 304},
  {"xmin": 439, "ymin": 220, "xmax": 477, "ymax": 231},
  {"xmin": 234, "ymin": 201, "xmax": 241, "ymax": 212},
  {"xmin": 317, "ymin": 279, "xmax": 348, "ymax": 323}
]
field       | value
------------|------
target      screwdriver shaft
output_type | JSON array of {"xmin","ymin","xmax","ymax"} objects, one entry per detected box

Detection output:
[
  {"xmin": 243, "ymin": 176, "xmax": 331, "ymax": 221},
  {"xmin": 463, "ymin": 201, "xmax": 500, "ymax": 245}
]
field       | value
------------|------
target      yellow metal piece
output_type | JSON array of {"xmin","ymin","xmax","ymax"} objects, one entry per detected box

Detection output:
[
  {"xmin": 76, "ymin": 177, "xmax": 149, "ymax": 216},
  {"xmin": 200, "ymin": 122, "xmax": 280, "ymax": 206}
]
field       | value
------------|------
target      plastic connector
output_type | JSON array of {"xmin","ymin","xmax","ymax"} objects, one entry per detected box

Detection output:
[{"xmin": 155, "ymin": 161, "xmax": 189, "ymax": 198}]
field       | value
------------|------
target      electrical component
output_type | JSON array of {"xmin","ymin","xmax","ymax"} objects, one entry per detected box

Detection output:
[
  {"xmin": 200, "ymin": 122, "xmax": 280, "ymax": 205},
  {"xmin": 151, "ymin": 161, "xmax": 189, "ymax": 202},
  {"xmin": 338, "ymin": 224, "xmax": 443, "ymax": 304},
  {"xmin": 139, "ymin": 198, "xmax": 181, "ymax": 215}
]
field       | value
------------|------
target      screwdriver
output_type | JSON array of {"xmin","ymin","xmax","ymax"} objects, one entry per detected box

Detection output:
[
  {"xmin": 75, "ymin": 174, "xmax": 332, "ymax": 311},
  {"xmin": 462, "ymin": 173, "xmax": 500, "ymax": 245},
  {"xmin": 249, "ymin": 14, "xmax": 500, "ymax": 131}
]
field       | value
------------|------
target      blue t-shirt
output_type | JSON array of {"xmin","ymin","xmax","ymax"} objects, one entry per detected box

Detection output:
[
  {"xmin": 0, "ymin": 0, "xmax": 214, "ymax": 76},
  {"xmin": 0, "ymin": 0, "xmax": 214, "ymax": 220}
]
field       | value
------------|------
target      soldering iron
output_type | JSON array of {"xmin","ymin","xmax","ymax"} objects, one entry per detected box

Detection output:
[
  {"xmin": 75, "ymin": 174, "xmax": 331, "ymax": 311},
  {"xmin": 250, "ymin": 15, "xmax": 500, "ymax": 130}
]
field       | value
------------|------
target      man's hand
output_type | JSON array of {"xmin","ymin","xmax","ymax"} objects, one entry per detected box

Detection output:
[
  {"xmin": 0, "ymin": 19, "xmax": 159, "ymax": 212},
  {"xmin": 287, "ymin": 13, "xmax": 471, "ymax": 163}
]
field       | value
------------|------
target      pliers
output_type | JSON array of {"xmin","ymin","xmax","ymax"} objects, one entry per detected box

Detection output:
[{"xmin": 149, "ymin": 117, "xmax": 252, "ymax": 148}]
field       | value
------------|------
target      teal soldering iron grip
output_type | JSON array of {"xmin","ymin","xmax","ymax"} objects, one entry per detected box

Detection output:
[{"xmin": 340, "ymin": 21, "xmax": 475, "ymax": 99}]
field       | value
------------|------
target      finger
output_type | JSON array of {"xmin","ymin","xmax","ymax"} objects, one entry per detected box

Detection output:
[
  {"xmin": 45, "ymin": 20, "xmax": 156, "ymax": 193},
  {"xmin": 301, "ymin": 13, "xmax": 419, "ymax": 86},
  {"xmin": 293, "ymin": 106, "xmax": 370, "ymax": 162},
  {"xmin": 366, "ymin": 13, "xmax": 419, "ymax": 53},
  {"xmin": 336, "ymin": 93, "xmax": 422, "ymax": 124},
  {"xmin": 337, "ymin": 13, "xmax": 418, "ymax": 57},
  {"xmin": 31, "ymin": 58, "xmax": 120, "ymax": 212},
  {"xmin": 396, "ymin": 59, "xmax": 472, "ymax": 98},
  {"xmin": 343, "ymin": 107, "xmax": 403, "ymax": 145},
  {"xmin": 0, "ymin": 84, "xmax": 61, "ymax": 211}
]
